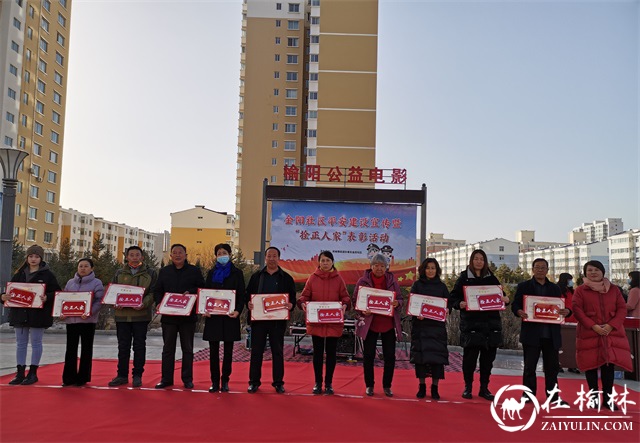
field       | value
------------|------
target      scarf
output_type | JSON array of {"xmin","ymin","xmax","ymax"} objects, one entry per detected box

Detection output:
[
  {"xmin": 212, "ymin": 261, "xmax": 232, "ymax": 284},
  {"xmin": 582, "ymin": 277, "xmax": 611, "ymax": 294}
]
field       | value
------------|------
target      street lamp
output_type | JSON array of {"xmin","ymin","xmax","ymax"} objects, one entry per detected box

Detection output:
[{"xmin": 1, "ymin": 147, "xmax": 29, "ymax": 323}]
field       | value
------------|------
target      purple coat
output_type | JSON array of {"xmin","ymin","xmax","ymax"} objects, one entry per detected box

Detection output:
[
  {"xmin": 63, "ymin": 272, "xmax": 105, "ymax": 324},
  {"xmin": 353, "ymin": 270, "xmax": 403, "ymax": 340}
]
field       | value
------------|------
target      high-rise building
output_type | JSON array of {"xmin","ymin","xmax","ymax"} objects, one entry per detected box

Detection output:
[
  {"xmin": 571, "ymin": 218, "xmax": 623, "ymax": 243},
  {"xmin": 0, "ymin": 0, "xmax": 72, "ymax": 252},
  {"xmin": 235, "ymin": 0, "xmax": 378, "ymax": 259}
]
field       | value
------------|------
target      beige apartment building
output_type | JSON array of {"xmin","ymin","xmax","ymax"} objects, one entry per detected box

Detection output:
[
  {"xmin": 235, "ymin": 0, "xmax": 378, "ymax": 260},
  {"xmin": 1, "ymin": 0, "xmax": 72, "ymax": 252}
]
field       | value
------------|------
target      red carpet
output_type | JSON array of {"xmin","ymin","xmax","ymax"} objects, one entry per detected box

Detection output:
[{"xmin": 1, "ymin": 360, "xmax": 639, "ymax": 442}]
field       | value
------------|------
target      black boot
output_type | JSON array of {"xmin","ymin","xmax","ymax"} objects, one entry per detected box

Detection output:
[
  {"xmin": 9, "ymin": 365, "xmax": 26, "ymax": 385},
  {"xmin": 478, "ymin": 385, "xmax": 494, "ymax": 401},
  {"xmin": 431, "ymin": 385, "xmax": 440, "ymax": 400},
  {"xmin": 416, "ymin": 383, "xmax": 426, "ymax": 399},
  {"xmin": 21, "ymin": 365, "xmax": 38, "ymax": 385},
  {"xmin": 462, "ymin": 384, "xmax": 472, "ymax": 399}
]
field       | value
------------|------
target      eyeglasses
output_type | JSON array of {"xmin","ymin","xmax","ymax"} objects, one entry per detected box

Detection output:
[{"xmin": 533, "ymin": 266, "xmax": 548, "ymax": 271}]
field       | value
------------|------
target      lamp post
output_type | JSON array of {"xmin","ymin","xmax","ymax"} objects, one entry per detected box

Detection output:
[{"xmin": 1, "ymin": 147, "xmax": 29, "ymax": 324}]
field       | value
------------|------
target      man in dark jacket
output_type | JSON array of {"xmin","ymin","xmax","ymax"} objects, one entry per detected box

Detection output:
[
  {"xmin": 512, "ymin": 258, "xmax": 571, "ymax": 404},
  {"xmin": 246, "ymin": 246, "xmax": 296, "ymax": 393},
  {"xmin": 154, "ymin": 244, "xmax": 205, "ymax": 389}
]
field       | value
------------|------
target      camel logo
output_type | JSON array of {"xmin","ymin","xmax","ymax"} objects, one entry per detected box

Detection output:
[{"xmin": 490, "ymin": 385, "xmax": 539, "ymax": 432}]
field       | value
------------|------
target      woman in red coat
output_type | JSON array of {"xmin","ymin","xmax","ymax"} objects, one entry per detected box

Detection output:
[
  {"xmin": 572, "ymin": 260, "xmax": 632, "ymax": 410},
  {"xmin": 298, "ymin": 251, "xmax": 351, "ymax": 395}
]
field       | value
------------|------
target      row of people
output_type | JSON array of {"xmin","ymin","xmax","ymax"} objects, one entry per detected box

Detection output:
[{"xmin": 2, "ymin": 245, "xmax": 635, "ymax": 406}]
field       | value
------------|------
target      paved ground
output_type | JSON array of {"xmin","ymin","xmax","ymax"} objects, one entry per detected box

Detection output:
[{"xmin": 1, "ymin": 328, "xmax": 637, "ymax": 391}]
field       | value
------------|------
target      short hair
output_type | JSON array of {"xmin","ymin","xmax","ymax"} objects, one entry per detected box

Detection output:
[
  {"xmin": 583, "ymin": 260, "xmax": 606, "ymax": 277},
  {"xmin": 266, "ymin": 246, "xmax": 281, "ymax": 257},
  {"xmin": 468, "ymin": 249, "xmax": 489, "ymax": 275},
  {"xmin": 214, "ymin": 243, "xmax": 232, "ymax": 255},
  {"xmin": 418, "ymin": 258, "xmax": 441, "ymax": 280},
  {"xmin": 370, "ymin": 253, "xmax": 389, "ymax": 268},
  {"xmin": 126, "ymin": 246, "xmax": 143, "ymax": 256},
  {"xmin": 77, "ymin": 258, "xmax": 94, "ymax": 268},
  {"xmin": 629, "ymin": 271, "xmax": 640, "ymax": 289},
  {"xmin": 532, "ymin": 258, "xmax": 549, "ymax": 269},
  {"xmin": 170, "ymin": 243, "xmax": 187, "ymax": 253}
]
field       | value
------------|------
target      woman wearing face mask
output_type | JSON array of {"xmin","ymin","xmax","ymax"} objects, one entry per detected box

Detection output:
[
  {"xmin": 572, "ymin": 260, "xmax": 632, "ymax": 410},
  {"xmin": 298, "ymin": 251, "xmax": 351, "ymax": 395},
  {"xmin": 557, "ymin": 272, "xmax": 579, "ymax": 373},
  {"xmin": 60, "ymin": 258, "xmax": 105, "ymax": 386},
  {"xmin": 203, "ymin": 243, "xmax": 245, "ymax": 393},
  {"xmin": 626, "ymin": 271, "xmax": 640, "ymax": 318}
]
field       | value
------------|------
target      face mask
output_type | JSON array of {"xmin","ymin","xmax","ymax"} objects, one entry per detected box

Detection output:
[
  {"xmin": 629, "ymin": 278, "xmax": 633, "ymax": 285},
  {"xmin": 567, "ymin": 280, "xmax": 574, "ymax": 288},
  {"xmin": 217, "ymin": 256, "xmax": 230, "ymax": 265}
]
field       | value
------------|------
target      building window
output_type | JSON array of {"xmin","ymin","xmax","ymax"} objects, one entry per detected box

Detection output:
[
  {"xmin": 287, "ymin": 20, "xmax": 299, "ymax": 30},
  {"xmin": 311, "ymin": 35, "xmax": 319, "ymax": 44},
  {"xmin": 308, "ymin": 110, "xmax": 318, "ymax": 119},
  {"xmin": 310, "ymin": 54, "xmax": 319, "ymax": 62},
  {"xmin": 58, "ymin": 13, "xmax": 66, "ymax": 27},
  {"xmin": 308, "ymin": 129, "xmax": 317, "ymax": 137},
  {"xmin": 44, "ymin": 232, "xmax": 53, "ymax": 244},
  {"xmin": 286, "ymin": 54, "xmax": 298, "ymax": 64},
  {"xmin": 15, "ymin": 204, "xmax": 21, "ymax": 216},
  {"xmin": 41, "ymin": 17, "xmax": 50, "ymax": 32},
  {"xmin": 8, "ymin": 88, "xmax": 16, "ymax": 100},
  {"xmin": 272, "ymin": 123, "xmax": 278, "ymax": 131},
  {"xmin": 272, "ymin": 140, "xmax": 278, "ymax": 148},
  {"xmin": 52, "ymin": 111, "xmax": 61, "ymax": 124},
  {"xmin": 275, "ymin": 19, "xmax": 281, "ymax": 27},
  {"xmin": 275, "ymin": 37, "xmax": 281, "ymax": 45},
  {"xmin": 45, "ymin": 211, "xmax": 54, "ymax": 223},
  {"xmin": 54, "ymin": 71, "xmax": 63, "ymax": 85},
  {"xmin": 34, "ymin": 122, "xmax": 43, "ymax": 135},
  {"xmin": 271, "ymin": 175, "xmax": 277, "ymax": 183},
  {"xmin": 40, "ymin": 38, "xmax": 48, "ymax": 52},
  {"xmin": 309, "ymin": 91, "xmax": 318, "ymax": 100},
  {"xmin": 37, "ymin": 80, "xmax": 46, "ymax": 94},
  {"xmin": 55, "ymin": 52, "xmax": 64, "ymax": 66},
  {"xmin": 60, "ymin": 0, "xmax": 67, "ymax": 8},
  {"xmin": 28, "ymin": 207, "xmax": 37, "ymax": 220},
  {"xmin": 53, "ymin": 91, "xmax": 62, "ymax": 104},
  {"xmin": 17, "ymin": 181, "xmax": 22, "ymax": 193},
  {"xmin": 285, "ymin": 106, "xmax": 297, "ymax": 116},
  {"xmin": 312, "ymin": 0, "xmax": 320, "ymax": 5},
  {"xmin": 274, "ymin": 54, "xmax": 280, "ymax": 62},
  {"xmin": 286, "ymin": 72, "xmax": 298, "ymax": 81},
  {"xmin": 6, "ymin": 112, "xmax": 15, "ymax": 124},
  {"xmin": 24, "ymin": 71, "xmax": 30, "ymax": 83},
  {"xmin": 284, "ymin": 124, "xmax": 296, "ymax": 133},
  {"xmin": 272, "ymin": 158, "xmax": 277, "ymax": 166},
  {"xmin": 288, "ymin": 3, "xmax": 300, "ymax": 13},
  {"xmin": 19, "ymin": 136, "xmax": 25, "ymax": 148},
  {"xmin": 284, "ymin": 140, "xmax": 296, "ymax": 151},
  {"xmin": 36, "ymin": 101, "xmax": 44, "ymax": 114},
  {"xmin": 273, "ymin": 105, "xmax": 279, "ymax": 113},
  {"xmin": 14, "ymin": 18, "xmax": 22, "ymax": 30},
  {"xmin": 287, "ymin": 37, "xmax": 299, "ymax": 47},
  {"xmin": 33, "ymin": 143, "xmax": 42, "ymax": 156},
  {"xmin": 47, "ymin": 170, "xmax": 57, "ymax": 183},
  {"xmin": 276, "ymin": 3, "xmax": 282, "ymax": 10},
  {"xmin": 27, "ymin": 27, "xmax": 32, "ymax": 39},
  {"xmin": 30, "ymin": 185, "xmax": 39, "ymax": 198},
  {"xmin": 4, "ymin": 136, "xmax": 13, "ymax": 147},
  {"xmin": 311, "ymin": 17, "xmax": 320, "ymax": 25},
  {"xmin": 38, "ymin": 59, "xmax": 47, "ymax": 73},
  {"xmin": 9, "ymin": 64, "xmax": 18, "ymax": 76},
  {"xmin": 499, "ymin": 246, "xmax": 505, "ymax": 252},
  {"xmin": 11, "ymin": 41, "xmax": 20, "ymax": 53},
  {"xmin": 49, "ymin": 151, "xmax": 58, "ymax": 163},
  {"xmin": 21, "ymin": 114, "xmax": 27, "ymax": 126},
  {"xmin": 56, "ymin": 33, "xmax": 65, "ymax": 47},
  {"xmin": 23, "ymin": 92, "xmax": 28, "ymax": 104},
  {"xmin": 310, "ymin": 73, "xmax": 318, "ymax": 81},
  {"xmin": 274, "ymin": 71, "xmax": 280, "ymax": 79},
  {"xmin": 27, "ymin": 229, "xmax": 36, "ymax": 242},
  {"xmin": 285, "ymin": 89, "xmax": 297, "ymax": 99}
]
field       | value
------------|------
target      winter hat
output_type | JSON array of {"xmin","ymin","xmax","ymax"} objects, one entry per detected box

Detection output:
[{"xmin": 26, "ymin": 244, "xmax": 45, "ymax": 259}]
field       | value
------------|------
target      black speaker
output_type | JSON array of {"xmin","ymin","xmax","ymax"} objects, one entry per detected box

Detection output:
[{"xmin": 336, "ymin": 333, "xmax": 356, "ymax": 357}]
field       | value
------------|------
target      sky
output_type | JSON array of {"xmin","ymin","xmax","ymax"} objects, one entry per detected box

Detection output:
[{"xmin": 60, "ymin": 0, "xmax": 639, "ymax": 244}]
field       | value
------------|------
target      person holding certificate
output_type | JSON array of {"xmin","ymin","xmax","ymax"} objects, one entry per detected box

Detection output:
[
  {"xmin": 512, "ymin": 258, "xmax": 570, "ymax": 404},
  {"xmin": 108, "ymin": 246, "xmax": 157, "ymax": 388},
  {"xmin": 154, "ymin": 244, "xmax": 205, "ymax": 390},
  {"xmin": 246, "ymin": 246, "xmax": 296, "ymax": 393},
  {"xmin": 572, "ymin": 260, "xmax": 633, "ymax": 410},
  {"xmin": 354, "ymin": 253, "xmax": 403, "ymax": 397},
  {"xmin": 450, "ymin": 249, "xmax": 509, "ymax": 401},
  {"xmin": 202, "ymin": 243, "xmax": 245, "ymax": 393},
  {"xmin": 298, "ymin": 251, "xmax": 351, "ymax": 395},
  {"xmin": 1, "ymin": 245, "xmax": 61, "ymax": 385},
  {"xmin": 409, "ymin": 258, "xmax": 449, "ymax": 400},
  {"xmin": 61, "ymin": 258, "xmax": 105, "ymax": 386}
]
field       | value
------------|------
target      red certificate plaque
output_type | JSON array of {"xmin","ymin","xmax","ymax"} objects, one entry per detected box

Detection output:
[
  {"xmin": 4, "ymin": 283, "xmax": 46, "ymax": 308},
  {"xmin": 523, "ymin": 295, "xmax": 565, "ymax": 324},
  {"xmin": 406, "ymin": 293, "xmax": 447, "ymax": 322},
  {"xmin": 53, "ymin": 291, "xmax": 93, "ymax": 317},
  {"xmin": 156, "ymin": 293, "xmax": 197, "ymax": 316},
  {"xmin": 197, "ymin": 289, "xmax": 236, "ymax": 315},
  {"xmin": 463, "ymin": 285, "xmax": 505, "ymax": 311},
  {"xmin": 306, "ymin": 302, "xmax": 344, "ymax": 324},
  {"xmin": 355, "ymin": 286, "xmax": 395, "ymax": 316},
  {"xmin": 102, "ymin": 283, "xmax": 145, "ymax": 307},
  {"xmin": 250, "ymin": 293, "xmax": 290, "ymax": 321}
]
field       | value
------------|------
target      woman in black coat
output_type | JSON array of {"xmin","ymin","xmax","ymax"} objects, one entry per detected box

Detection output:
[
  {"xmin": 450, "ymin": 249, "xmax": 509, "ymax": 401},
  {"xmin": 202, "ymin": 243, "xmax": 245, "ymax": 393},
  {"xmin": 1, "ymin": 245, "xmax": 60, "ymax": 385},
  {"xmin": 410, "ymin": 258, "xmax": 449, "ymax": 400}
]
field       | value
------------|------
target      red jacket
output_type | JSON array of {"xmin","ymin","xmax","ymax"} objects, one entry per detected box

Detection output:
[
  {"xmin": 572, "ymin": 284, "xmax": 632, "ymax": 372},
  {"xmin": 298, "ymin": 268, "xmax": 351, "ymax": 337},
  {"xmin": 561, "ymin": 288, "xmax": 576, "ymax": 323}
]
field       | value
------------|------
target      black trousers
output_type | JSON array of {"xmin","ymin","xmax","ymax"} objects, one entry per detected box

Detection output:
[
  {"xmin": 210, "ymin": 341, "xmax": 234, "ymax": 384},
  {"xmin": 462, "ymin": 345, "xmax": 497, "ymax": 387},
  {"xmin": 585, "ymin": 364, "xmax": 616, "ymax": 401},
  {"xmin": 161, "ymin": 322, "xmax": 196, "ymax": 384},
  {"xmin": 63, "ymin": 323, "xmax": 96, "ymax": 385},
  {"xmin": 311, "ymin": 336, "xmax": 338, "ymax": 385},
  {"xmin": 116, "ymin": 321, "xmax": 149, "ymax": 378},
  {"xmin": 363, "ymin": 329, "xmax": 396, "ymax": 388},
  {"xmin": 249, "ymin": 321, "xmax": 285, "ymax": 387},
  {"xmin": 523, "ymin": 338, "xmax": 559, "ymax": 397},
  {"xmin": 415, "ymin": 363, "xmax": 445, "ymax": 380}
]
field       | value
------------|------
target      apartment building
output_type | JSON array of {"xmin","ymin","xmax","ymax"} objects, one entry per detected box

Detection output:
[
  {"xmin": 572, "ymin": 218, "xmax": 623, "ymax": 243},
  {"xmin": 608, "ymin": 229, "xmax": 639, "ymax": 282},
  {"xmin": 430, "ymin": 238, "xmax": 520, "ymax": 277},
  {"xmin": 170, "ymin": 205, "xmax": 235, "ymax": 263}
]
